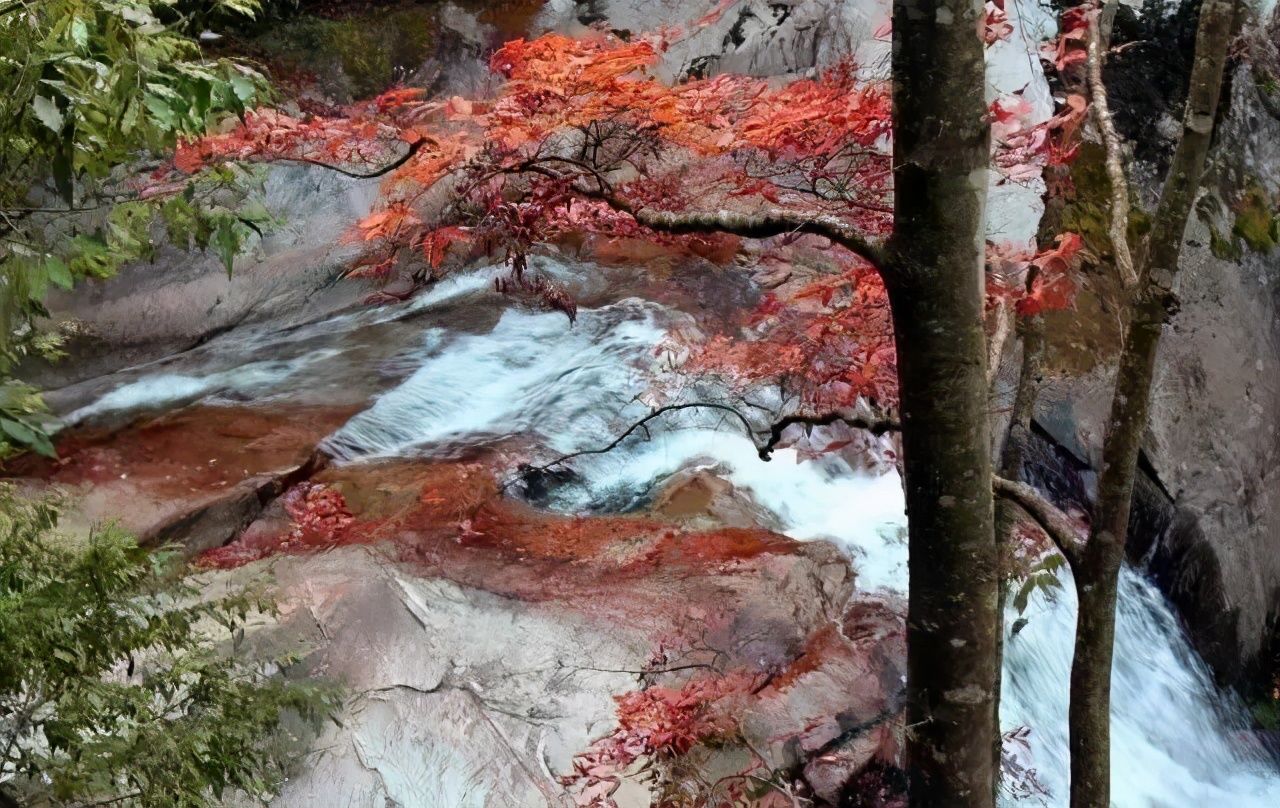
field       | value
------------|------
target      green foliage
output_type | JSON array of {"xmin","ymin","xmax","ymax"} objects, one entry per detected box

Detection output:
[
  {"xmin": 0, "ymin": 379, "xmax": 56, "ymax": 459},
  {"xmin": 0, "ymin": 1, "xmax": 275, "ymax": 458},
  {"xmin": 1012, "ymin": 553, "xmax": 1066, "ymax": 615},
  {"xmin": 1198, "ymin": 180, "xmax": 1280, "ymax": 260},
  {"xmin": 158, "ymin": 167, "xmax": 275, "ymax": 276},
  {"xmin": 0, "ymin": 484, "xmax": 338, "ymax": 807},
  {"xmin": 1251, "ymin": 697, "xmax": 1280, "ymax": 731},
  {"xmin": 1209, "ymin": 226, "xmax": 1243, "ymax": 261},
  {"xmin": 1231, "ymin": 181, "xmax": 1280, "ymax": 254}
]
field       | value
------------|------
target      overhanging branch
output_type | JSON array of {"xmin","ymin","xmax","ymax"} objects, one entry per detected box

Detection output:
[
  {"xmin": 516, "ymin": 160, "xmax": 890, "ymax": 270},
  {"xmin": 508, "ymin": 402, "xmax": 901, "ymax": 489},
  {"xmin": 627, "ymin": 206, "xmax": 890, "ymax": 270},
  {"xmin": 759, "ymin": 411, "xmax": 899, "ymax": 460},
  {"xmin": 992, "ymin": 475, "xmax": 1084, "ymax": 571},
  {"xmin": 283, "ymin": 137, "xmax": 428, "ymax": 179}
]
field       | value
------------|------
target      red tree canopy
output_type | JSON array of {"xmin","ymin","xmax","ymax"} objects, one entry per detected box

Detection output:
[{"xmin": 172, "ymin": 20, "xmax": 1083, "ymax": 415}]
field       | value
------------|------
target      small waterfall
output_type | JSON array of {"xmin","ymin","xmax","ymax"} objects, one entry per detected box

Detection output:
[
  {"xmin": 321, "ymin": 296, "xmax": 671, "ymax": 461},
  {"xmin": 1002, "ymin": 567, "xmax": 1278, "ymax": 806}
]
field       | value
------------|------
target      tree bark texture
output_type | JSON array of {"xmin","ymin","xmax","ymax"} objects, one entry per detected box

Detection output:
[{"xmin": 890, "ymin": 2, "xmax": 998, "ymax": 805}]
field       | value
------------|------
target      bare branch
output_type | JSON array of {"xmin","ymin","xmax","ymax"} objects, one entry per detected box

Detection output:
[
  {"xmin": 1087, "ymin": 7, "xmax": 1137, "ymax": 288},
  {"xmin": 992, "ymin": 475, "xmax": 1084, "ymax": 571},
  {"xmin": 282, "ymin": 137, "xmax": 428, "ymax": 179},
  {"xmin": 509, "ymin": 402, "xmax": 758, "ymax": 485},
  {"xmin": 508, "ymin": 402, "xmax": 900, "ymax": 490},
  {"xmin": 627, "ymin": 205, "xmax": 889, "ymax": 270},
  {"xmin": 758, "ymin": 410, "xmax": 900, "ymax": 460}
]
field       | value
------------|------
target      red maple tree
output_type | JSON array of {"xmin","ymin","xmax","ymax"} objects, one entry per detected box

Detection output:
[{"xmin": 172, "ymin": 16, "xmax": 1084, "ymax": 422}]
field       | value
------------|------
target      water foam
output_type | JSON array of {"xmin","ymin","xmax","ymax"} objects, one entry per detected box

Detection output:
[
  {"xmin": 323, "ymin": 297, "xmax": 669, "ymax": 460},
  {"xmin": 61, "ymin": 348, "xmax": 339, "ymax": 426}
]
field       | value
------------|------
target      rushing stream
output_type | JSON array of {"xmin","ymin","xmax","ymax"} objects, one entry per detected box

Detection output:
[{"xmin": 60, "ymin": 256, "xmax": 1280, "ymax": 806}]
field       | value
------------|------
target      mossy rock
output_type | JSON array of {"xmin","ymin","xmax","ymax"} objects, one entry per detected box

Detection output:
[
  {"xmin": 1056, "ymin": 142, "xmax": 1149, "ymax": 262},
  {"xmin": 1231, "ymin": 181, "xmax": 1280, "ymax": 254},
  {"xmin": 1210, "ymin": 227, "xmax": 1243, "ymax": 261}
]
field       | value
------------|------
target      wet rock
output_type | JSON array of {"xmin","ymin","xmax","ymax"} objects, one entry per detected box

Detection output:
[
  {"xmin": 741, "ymin": 596, "xmax": 905, "ymax": 774},
  {"xmin": 651, "ymin": 466, "xmax": 783, "ymax": 530},
  {"xmin": 2, "ymin": 404, "xmax": 356, "ymax": 554},
  {"xmin": 193, "ymin": 458, "xmax": 904, "ymax": 804}
]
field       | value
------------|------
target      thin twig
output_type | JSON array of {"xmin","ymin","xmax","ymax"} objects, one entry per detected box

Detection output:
[
  {"xmin": 283, "ymin": 137, "xmax": 427, "ymax": 179},
  {"xmin": 511, "ymin": 402, "xmax": 758, "ymax": 484},
  {"xmin": 506, "ymin": 402, "xmax": 901, "ymax": 491},
  {"xmin": 759, "ymin": 411, "xmax": 899, "ymax": 460}
]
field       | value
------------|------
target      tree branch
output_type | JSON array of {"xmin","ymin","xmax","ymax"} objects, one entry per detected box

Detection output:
[
  {"xmin": 510, "ymin": 402, "xmax": 758, "ymax": 483},
  {"xmin": 1087, "ymin": 6, "xmax": 1137, "ymax": 288},
  {"xmin": 516, "ymin": 160, "xmax": 890, "ymax": 270},
  {"xmin": 626, "ymin": 204, "xmax": 889, "ymax": 270},
  {"xmin": 992, "ymin": 476, "xmax": 1084, "ymax": 571},
  {"xmin": 758, "ymin": 410, "xmax": 900, "ymax": 460},
  {"xmin": 283, "ymin": 137, "xmax": 428, "ymax": 179},
  {"xmin": 1140, "ymin": 0, "xmax": 1240, "ymax": 294},
  {"xmin": 508, "ymin": 402, "xmax": 901, "ymax": 489}
]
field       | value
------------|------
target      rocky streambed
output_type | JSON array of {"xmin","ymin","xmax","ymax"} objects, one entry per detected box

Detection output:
[{"xmin": 6, "ymin": 249, "xmax": 1279, "ymax": 806}]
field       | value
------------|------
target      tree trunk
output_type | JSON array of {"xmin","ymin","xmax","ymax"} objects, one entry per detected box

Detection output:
[
  {"xmin": 1067, "ymin": 0, "xmax": 1239, "ymax": 805},
  {"xmin": 890, "ymin": 2, "xmax": 998, "ymax": 804},
  {"xmin": 991, "ymin": 313, "xmax": 1045, "ymax": 796}
]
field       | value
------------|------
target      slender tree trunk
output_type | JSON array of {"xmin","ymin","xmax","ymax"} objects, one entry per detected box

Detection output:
[
  {"xmin": 1067, "ymin": 1, "xmax": 1239, "ymax": 805},
  {"xmin": 991, "ymin": 313, "xmax": 1045, "ymax": 796},
  {"xmin": 890, "ymin": 2, "xmax": 998, "ymax": 804}
]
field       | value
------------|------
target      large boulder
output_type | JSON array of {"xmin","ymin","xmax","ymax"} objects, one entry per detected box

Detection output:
[
  {"xmin": 195, "ymin": 458, "xmax": 905, "ymax": 807},
  {"xmin": 28, "ymin": 165, "xmax": 381, "ymax": 389},
  {"xmin": 1025, "ymin": 61, "xmax": 1280, "ymax": 688}
]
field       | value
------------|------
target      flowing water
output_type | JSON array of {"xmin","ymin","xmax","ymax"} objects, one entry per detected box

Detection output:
[{"xmin": 62, "ymin": 259, "xmax": 1280, "ymax": 806}]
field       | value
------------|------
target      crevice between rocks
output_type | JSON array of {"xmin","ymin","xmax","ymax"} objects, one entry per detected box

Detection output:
[{"xmin": 145, "ymin": 446, "xmax": 331, "ymax": 556}]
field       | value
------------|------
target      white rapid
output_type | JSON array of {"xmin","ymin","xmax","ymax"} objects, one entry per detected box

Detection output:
[
  {"xmin": 1003, "ymin": 567, "xmax": 1279, "ymax": 806},
  {"xmin": 64, "ymin": 260, "xmax": 1280, "ymax": 805}
]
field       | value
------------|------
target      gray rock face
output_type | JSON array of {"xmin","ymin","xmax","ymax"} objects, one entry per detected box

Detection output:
[
  {"xmin": 257, "ymin": 550, "xmax": 633, "ymax": 808},
  {"xmin": 1138, "ymin": 69, "xmax": 1280, "ymax": 683},
  {"xmin": 213, "ymin": 521, "xmax": 901, "ymax": 808},
  {"xmin": 30, "ymin": 165, "xmax": 381, "ymax": 388},
  {"xmin": 538, "ymin": 0, "xmax": 889, "ymax": 82},
  {"xmin": 1028, "ymin": 67, "xmax": 1280, "ymax": 686}
]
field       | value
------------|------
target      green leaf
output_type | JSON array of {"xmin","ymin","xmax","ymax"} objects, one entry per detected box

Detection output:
[
  {"xmin": 32, "ymin": 95, "xmax": 65, "ymax": 133},
  {"xmin": 70, "ymin": 18, "xmax": 90, "ymax": 50},
  {"xmin": 229, "ymin": 74, "xmax": 257, "ymax": 103},
  {"xmin": 0, "ymin": 417, "xmax": 36, "ymax": 445},
  {"xmin": 143, "ymin": 93, "xmax": 177, "ymax": 131},
  {"xmin": 211, "ymin": 220, "xmax": 241, "ymax": 278},
  {"xmin": 119, "ymin": 98, "xmax": 141, "ymax": 134},
  {"xmin": 46, "ymin": 258, "xmax": 73, "ymax": 290}
]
